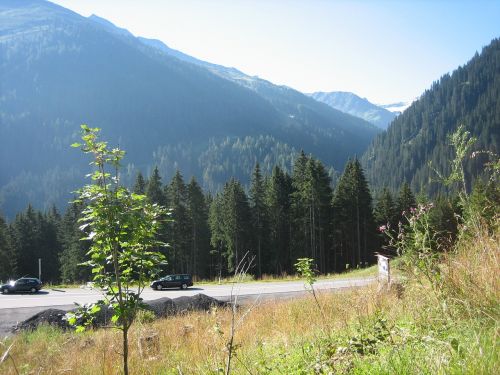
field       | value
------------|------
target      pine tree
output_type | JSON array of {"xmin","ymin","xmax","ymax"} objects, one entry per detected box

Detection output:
[
  {"xmin": 290, "ymin": 151, "xmax": 311, "ymax": 263},
  {"xmin": 374, "ymin": 187, "xmax": 398, "ymax": 249},
  {"xmin": 265, "ymin": 166, "xmax": 293, "ymax": 274},
  {"xmin": 133, "ymin": 171, "xmax": 146, "ymax": 194},
  {"xmin": 0, "ymin": 213, "xmax": 14, "ymax": 282},
  {"xmin": 221, "ymin": 179, "xmax": 253, "ymax": 273},
  {"xmin": 291, "ymin": 152, "xmax": 332, "ymax": 272},
  {"xmin": 209, "ymin": 193, "xmax": 226, "ymax": 279},
  {"xmin": 186, "ymin": 176, "xmax": 211, "ymax": 278},
  {"xmin": 374, "ymin": 187, "xmax": 398, "ymax": 229},
  {"xmin": 332, "ymin": 159, "xmax": 376, "ymax": 271},
  {"xmin": 249, "ymin": 163, "xmax": 269, "ymax": 277},
  {"xmin": 396, "ymin": 182, "xmax": 416, "ymax": 219},
  {"xmin": 165, "ymin": 170, "xmax": 191, "ymax": 273},
  {"xmin": 38, "ymin": 207, "xmax": 62, "ymax": 282},
  {"xmin": 59, "ymin": 202, "xmax": 90, "ymax": 282},
  {"xmin": 146, "ymin": 166, "xmax": 165, "ymax": 206},
  {"xmin": 11, "ymin": 205, "xmax": 40, "ymax": 278}
]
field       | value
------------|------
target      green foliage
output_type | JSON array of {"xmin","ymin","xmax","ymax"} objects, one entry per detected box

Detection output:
[
  {"xmin": 383, "ymin": 203, "xmax": 443, "ymax": 288},
  {"xmin": 65, "ymin": 302, "xmax": 102, "ymax": 333},
  {"xmin": 294, "ymin": 257, "xmax": 317, "ymax": 288},
  {"xmin": 69, "ymin": 125, "xmax": 168, "ymax": 374},
  {"xmin": 464, "ymin": 180, "xmax": 500, "ymax": 233},
  {"xmin": 430, "ymin": 124, "xmax": 477, "ymax": 197}
]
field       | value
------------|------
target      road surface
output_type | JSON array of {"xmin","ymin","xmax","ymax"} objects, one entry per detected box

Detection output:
[{"xmin": 0, "ymin": 276, "xmax": 376, "ymax": 336}]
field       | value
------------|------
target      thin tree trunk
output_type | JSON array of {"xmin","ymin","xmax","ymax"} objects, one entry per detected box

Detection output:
[
  {"xmin": 123, "ymin": 326, "xmax": 129, "ymax": 375},
  {"xmin": 258, "ymin": 215, "xmax": 261, "ymax": 277},
  {"xmin": 356, "ymin": 197, "xmax": 361, "ymax": 267}
]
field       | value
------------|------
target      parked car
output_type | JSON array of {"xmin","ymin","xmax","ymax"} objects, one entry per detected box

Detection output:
[
  {"xmin": 1, "ymin": 278, "xmax": 43, "ymax": 294},
  {"xmin": 150, "ymin": 274, "xmax": 193, "ymax": 290}
]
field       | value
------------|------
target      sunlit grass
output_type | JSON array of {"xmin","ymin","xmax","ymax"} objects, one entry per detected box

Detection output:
[{"xmin": 46, "ymin": 265, "xmax": 378, "ymax": 289}]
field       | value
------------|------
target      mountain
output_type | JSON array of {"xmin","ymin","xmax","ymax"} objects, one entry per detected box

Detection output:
[
  {"xmin": 362, "ymin": 38, "xmax": 500, "ymax": 195},
  {"xmin": 377, "ymin": 101, "xmax": 414, "ymax": 114},
  {"xmin": 135, "ymin": 36, "xmax": 380, "ymax": 141},
  {"xmin": 0, "ymin": 0, "xmax": 379, "ymax": 218},
  {"xmin": 308, "ymin": 91, "xmax": 398, "ymax": 130}
]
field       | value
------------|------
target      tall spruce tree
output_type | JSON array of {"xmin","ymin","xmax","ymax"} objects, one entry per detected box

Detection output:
[
  {"xmin": 291, "ymin": 151, "xmax": 311, "ymax": 263},
  {"xmin": 146, "ymin": 166, "xmax": 166, "ymax": 206},
  {"xmin": 374, "ymin": 187, "xmax": 398, "ymax": 249},
  {"xmin": 332, "ymin": 159, "xmax": 376, "ymax": 271},
  {"xmin": 38, "ymin": 207, "xmax": 62, "ymax": 282},
  {"xmin": 221, "ymin": 179, "xmax": 253, "ymax": 273},
  {"xmin": 374, "ymin": 187, "xmax": 398, "ymax": 228},
  {"xmin": 11, "ymin": 205, "xmax": 40, "ymax": 279},
  {"xmin": 0, "ymin": 214, "xmax": 14, "ymax": 282},
  {"xmin": 396, "ymin": 182, "xmax": 417, "ymax": 219},
  {"xmin": 265, "ymin": 166, "xmax": 293, "ymax": 274},
  {"xmin": 187, "ymin": 177, "xmax": 211, "ymax": 278},
  {"xmin": 309, "ymin": 158, "xmax": 333, "ymax": 272},
  {"xmin": 291, "ymin": 152, "xmax": 332, "ymax": 272},
  {"xmin": 165, "ymin": 170, "xmax": 191, "ymax": 273},
  {"xmin": 209, "ymin": 193, "xmax": 226, "ymax": 279},
  {"xmin": 249, "ymin": 163, "xmax": 269, "ymax": 277},
  {"xmin": 59, "ymin": 202, "xmax": 90, "ymax": 282},
  {"xmin": 133, "ymin": 171, "xmax": 146, "ymax": 194}
]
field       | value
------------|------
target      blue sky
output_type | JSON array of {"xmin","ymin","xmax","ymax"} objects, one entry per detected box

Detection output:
[{"xmin": 51, "ymin": 0, "xmax": 499, "ymax": 104}]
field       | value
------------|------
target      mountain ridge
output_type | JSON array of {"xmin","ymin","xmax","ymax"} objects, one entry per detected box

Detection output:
[
  {"xmin": 308, "ymin": 91, "xmax": 398, "ymax": 130},
  {"xmin": 0, "ymin": 0, "xmax": 379, "ymax": 218}
]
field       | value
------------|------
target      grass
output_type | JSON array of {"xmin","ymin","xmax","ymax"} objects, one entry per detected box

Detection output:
[
  {"xmin": 43, "ymin": 266, "xmax": 378, "ymax": 289},
  {"xmin": 196, "ymin": 264, "xmax": 378, "ymax": 285},
  {"xmin": 1, "ymin": 225, "xmax": 497, "ymax": 374}
]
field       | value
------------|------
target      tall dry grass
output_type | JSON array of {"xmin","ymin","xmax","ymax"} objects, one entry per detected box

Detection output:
[
  {"xmin": 442, "ymin": 217, "xmax": 500, "ymax": 321},
  {"xmin": 1, "ymin": 285, "xmax": 398, "ymax": 375}
]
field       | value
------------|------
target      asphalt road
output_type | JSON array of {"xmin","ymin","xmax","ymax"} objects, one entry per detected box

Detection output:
[{"xmin": 0, "ymin": 276, "xmax": 376, "ymax": 337}]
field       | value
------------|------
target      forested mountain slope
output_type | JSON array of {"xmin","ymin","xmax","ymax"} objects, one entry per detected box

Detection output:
[
  {"xmin": 362, "ymin": 38, "xmax": 500, "ymax": 195},
  {"xmin": 0, "ymin": 0, "xmax": 379, "ymax": 218}
]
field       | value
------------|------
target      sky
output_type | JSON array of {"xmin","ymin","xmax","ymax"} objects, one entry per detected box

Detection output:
[{"xmin": 51, "ymin": 0, "xmax": 500, "ymax": 104}]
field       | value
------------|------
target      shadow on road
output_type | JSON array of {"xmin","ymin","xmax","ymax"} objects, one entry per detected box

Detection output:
[
  {"xmin": 1, "ymin": 291, "xmax": 50, "ymax": 295},
  {"xmin": 151, "ymin": 287, "xmax": 204, "ymax": 292}
]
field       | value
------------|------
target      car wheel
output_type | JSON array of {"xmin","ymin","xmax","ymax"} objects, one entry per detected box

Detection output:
[
  {"xmin": 181, "ymin": 283, "xmax": 188, "ymax": 290},
  {"xmin": 2, "ymin": 289, "xmax": 8, "ymax": 294},
  {"xmin": 30, "ymin": 287, "xmax": 37, "ymax": 293},
  {"xmin": 156, "ymin": 285, "xmax": 162, "ymax": 291}
]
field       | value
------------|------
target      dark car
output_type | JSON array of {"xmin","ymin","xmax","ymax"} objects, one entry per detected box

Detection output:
[
  {"xmin": 1, "ymin": 278, "xmax": 43, "ymax": 294},
  {"xmin": 150, "ymin": 274, "xmax": 193, "ymax": 290}
]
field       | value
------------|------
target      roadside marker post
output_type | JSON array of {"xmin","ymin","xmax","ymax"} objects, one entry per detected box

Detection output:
[{"xmin": 376, "ymin": 254, "xmax": 390, "ymax": 288}]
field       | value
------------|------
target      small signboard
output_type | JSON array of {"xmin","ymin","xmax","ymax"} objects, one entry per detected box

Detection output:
[{"xmin": 376, "ymin": 254, "xmax": 391, "ymax": 285}]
